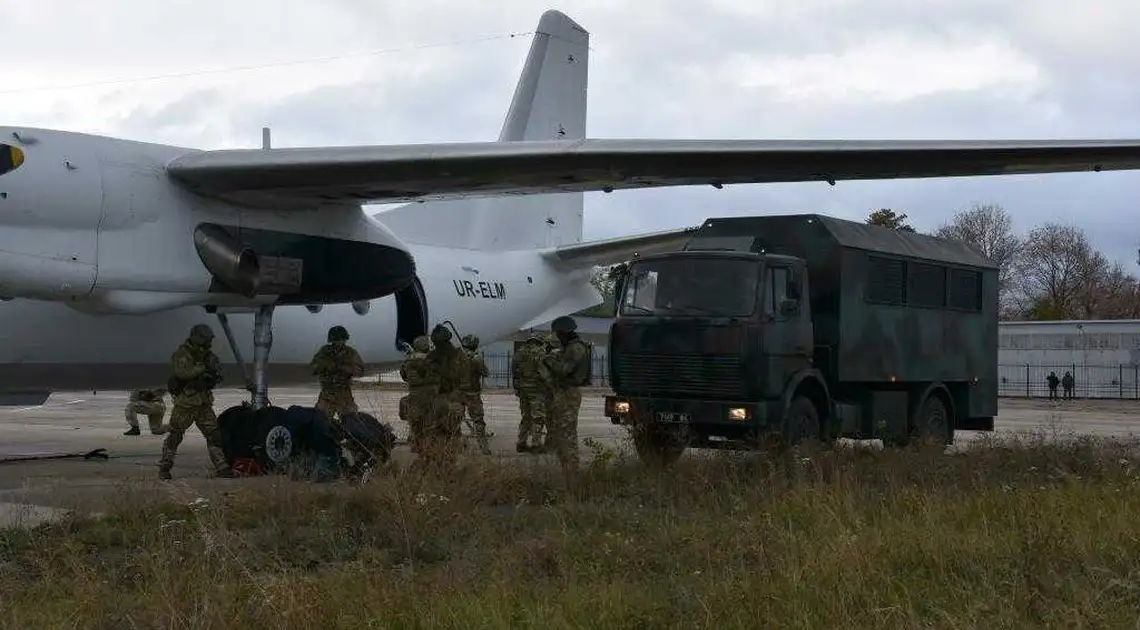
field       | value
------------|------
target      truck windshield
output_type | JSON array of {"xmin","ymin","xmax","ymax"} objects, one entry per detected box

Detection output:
[{"xmin": 618, "ymin": 257, "xmax": 759, "ymax": 317}]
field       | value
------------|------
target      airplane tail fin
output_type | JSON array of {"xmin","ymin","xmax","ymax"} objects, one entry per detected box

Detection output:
[{"xmin": 376, "ymin": 10, "xmax": 588, "ymax": 251}]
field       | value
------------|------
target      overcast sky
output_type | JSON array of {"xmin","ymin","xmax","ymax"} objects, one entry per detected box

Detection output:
[{"xmin": 3, "ymin": 1, "xmax": 1139, "ymax": 267}]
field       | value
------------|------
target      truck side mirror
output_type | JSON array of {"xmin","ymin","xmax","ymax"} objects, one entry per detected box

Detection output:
[{"xmin": 779, "ymin": 297, "xmax": 800, "ymax": 315}]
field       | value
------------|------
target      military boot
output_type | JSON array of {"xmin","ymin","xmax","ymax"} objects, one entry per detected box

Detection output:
[
  {"xmin": 123, "ymin": 426, "xmax": 141, "ymax": 436},
  {"xmin": 158, "ymin": 466, "xmax": 172, "ymax": 480}
]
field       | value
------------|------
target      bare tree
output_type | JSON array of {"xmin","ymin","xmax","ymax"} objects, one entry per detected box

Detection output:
[
  {"xmin": 1012, "ymin": 223, "xmax": 1098, "ymax": 319},
  {"xmin": 933, "ymin": 203, "xmax": 1022, "ymax": 308},
  {"xmin": 866, "ymin": 208, "xmax": 915, "ymax": 232}
]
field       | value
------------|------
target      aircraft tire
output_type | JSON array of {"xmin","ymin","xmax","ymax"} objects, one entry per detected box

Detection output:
[
  {"xmin": 218, "ymin": 404, "xmax": 281, "ymax": 469},
  {"xmin": 342, "ymin": 411, "xmax": 396, "ymax": 470}
]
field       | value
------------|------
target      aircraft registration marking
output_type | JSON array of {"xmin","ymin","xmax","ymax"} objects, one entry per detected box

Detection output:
[{"xmin": 452, "ymin": 279, "xmax": 506, "ymax": 300}]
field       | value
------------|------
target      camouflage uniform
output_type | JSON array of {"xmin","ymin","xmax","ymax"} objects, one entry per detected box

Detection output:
[
  {"xmin": 418, "ymin": 325, "xmax": 465, "ymax": 469},
  {"xmin": 159, "ymin": 324, "xmax": 233, "ymax": 479},
  {"xmin": 459, "ymin": 334, "xmax": 491, "ymax": 455},
  {"xmin": 399, "ymin": 335, "xmax": 436, "ymax": 454},
  {"xmin": 512, "ymin": 335, "xmax": 550, "ymax": 452},
  {"xmin": 543, "ymin": 316, "xmax": 591, "ymax": 472},
  {"xmin": 310, "ymin": 325, "xmax": 365, "ymax": 428},
  {"xmin": 124, "ymin": 388, "xmax": 168, "ymax": 436}
]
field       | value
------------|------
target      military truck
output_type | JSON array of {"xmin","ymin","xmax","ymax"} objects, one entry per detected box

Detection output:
[{"xmin": 602, "ymin": 213, "xmax": 998, "ymax": 465}]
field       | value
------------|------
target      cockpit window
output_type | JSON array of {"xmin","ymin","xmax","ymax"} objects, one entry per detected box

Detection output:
[{"xmin": 0, "ymin": 144, "xmax": 24, "ymax": 176}]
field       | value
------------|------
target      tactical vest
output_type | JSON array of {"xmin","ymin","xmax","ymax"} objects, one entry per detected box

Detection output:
[
  {"xmin": 402, "ymin": 353, "xmax": 439, "ymax": 393},
  {"xmin": 567, "ymin": 338, "xmax": 592, "ymax": 387}
]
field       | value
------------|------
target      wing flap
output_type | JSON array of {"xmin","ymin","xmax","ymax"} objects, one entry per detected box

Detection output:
[
  {"xmin": 164, "ymin": 138, "xmax": 1140, "ymax": 209},
  {"xmin": 542, "ymin": 225, "xmax": 698, "ymax": 269}
]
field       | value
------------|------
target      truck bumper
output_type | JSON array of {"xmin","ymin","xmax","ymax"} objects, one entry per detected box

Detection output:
[{"xmin": 604, "ymin": 394, "xmax": 774, "ymax": 428}]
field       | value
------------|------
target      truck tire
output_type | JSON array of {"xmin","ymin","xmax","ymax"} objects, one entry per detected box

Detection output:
[
  {"xmin": 782, "ymin": 395, "xmax": 821, "ymax": 446},
  {"xmin": 631, "ymin": 425, "xmax": 687, "ymax": 468},
  {"xmin": 911, "ymin": 393, "xmax": 953, "ymax": 447}
]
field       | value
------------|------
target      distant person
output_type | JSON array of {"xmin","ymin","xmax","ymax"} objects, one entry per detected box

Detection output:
[
  {"xmin": 1046, "ymin": 371, "xmax": 1059, "ymax": 400},
  {"xmin": 1062, "ymin": 371, "xmax": 1075, "ymax": 400},
  {"xmin": 123, "ymin": 388, "xmax": 169, "ymax": 436}
]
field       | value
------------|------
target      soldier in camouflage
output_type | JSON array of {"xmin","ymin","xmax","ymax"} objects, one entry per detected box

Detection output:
[
  {"xmin": 512, "ymin": 335, "xmax": 549, "ymax": 453},
  {"xmin": 310, "ymin": 325, "xmax": 365, "ymax": 429},
  {"xmin": 419, "ymin": 324, "xmax": 465, "ymax": 469},
  {"xmin": 459, "ymin": 333, "xmax": 491, "ymax": 455},
  {"xmin": 542, "ymin": 316, "xmax": 591, "ymax": 474},
  {"xmin": 123, "ymin": 387, "xmax": 168, "ymax": 436},
  {"xmin": 159, "ymin": 324, "xmax": 234, "ymax": 479},
  {"xmin": 399, "ymin": 335, "xmax": 436, "ymax": 454}
]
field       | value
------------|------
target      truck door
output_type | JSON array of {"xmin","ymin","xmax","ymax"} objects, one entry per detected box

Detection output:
[{"xmin": 761, "ymin": 262, "xmax": 812, "ymax": 394}]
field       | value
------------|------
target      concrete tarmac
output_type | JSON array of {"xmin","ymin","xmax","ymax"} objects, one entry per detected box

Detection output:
[{"xmin": 1, "ymin": 387, "xmax": 1138, "ymax": 528}]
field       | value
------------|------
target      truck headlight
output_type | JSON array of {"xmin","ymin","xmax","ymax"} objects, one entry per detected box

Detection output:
[
  {"xmin": 614, "ymin": 401, "xmax": 630, "ymax": 414},
  {"xmin": 728, "ymin": 407, "xmax": 748, "ymax": 421}
]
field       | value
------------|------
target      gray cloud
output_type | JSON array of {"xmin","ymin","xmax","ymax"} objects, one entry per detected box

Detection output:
[{"xmin": 2, "ymin": 1, "xmax": 1140, "ymax": 267}]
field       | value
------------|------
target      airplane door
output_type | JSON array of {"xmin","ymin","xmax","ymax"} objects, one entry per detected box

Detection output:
[{"xmin": 394, "ymin": 277, "xmax": 429, "ymax": 350}]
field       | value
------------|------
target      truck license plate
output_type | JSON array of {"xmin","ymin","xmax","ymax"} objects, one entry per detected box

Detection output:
[{"xmin": 655, "ymin": 411, "xmax": 690, "ymax": 423}]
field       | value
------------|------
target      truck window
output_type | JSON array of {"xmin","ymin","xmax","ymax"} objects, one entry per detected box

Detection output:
[
  {"xmin": 618, "ymin": 257, "xmax": 759, "ymax": 317},
  {"xmin": 764, "ymin": 266, "xmax": 790, "ymax": 316}
]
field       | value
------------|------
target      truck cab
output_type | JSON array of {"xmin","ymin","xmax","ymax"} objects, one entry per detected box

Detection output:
[{"xmin": 604, "ymin": 249, "xmax": 827, "ymax": 462}]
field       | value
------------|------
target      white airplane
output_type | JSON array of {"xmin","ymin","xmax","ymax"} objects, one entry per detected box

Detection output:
[{"xmin": 1, "ymin": 8, "xmax": 1140, "ymax": 409}]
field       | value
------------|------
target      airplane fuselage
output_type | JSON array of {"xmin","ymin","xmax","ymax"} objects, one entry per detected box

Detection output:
[
  {"xmin": 0, "ymin": 241, "xmax": 584, "ymax": 391},
  {"xmin": 0, "ymin": 127, "xmax": 593, "ymax": 392}
]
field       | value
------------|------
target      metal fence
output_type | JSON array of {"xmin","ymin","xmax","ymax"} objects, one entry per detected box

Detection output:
[
  {"xmin": 382, "ymin": 356, "xmax": 1140, "ymax": 400},
  {"xmin": 998, "ymin": 363, "xmax": 1140, "ymax": 399},
  {"xmin": 378, "ymin": 352, "xmax": 612, "ymax": 389}
]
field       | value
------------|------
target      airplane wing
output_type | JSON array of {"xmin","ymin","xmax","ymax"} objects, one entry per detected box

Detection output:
[
  {"xmin": 541, "ymin": 225, "xmax": 699, "ymax": 270},
  {"xmin": 164, "ymin": 138, "xmax": 1140, "ymax": 209}
]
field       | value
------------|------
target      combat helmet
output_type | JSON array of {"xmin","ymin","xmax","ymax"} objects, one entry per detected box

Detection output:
[
  {"xmin": 411, "ymin": 335, "xmax": 431, "ymax": 353},
  {"xmin": 430, "ymin": 323, "xmax": 452, "ymax": 345},
  {"xmin": 461, "ymin": 334, "xmax": 479, "ymax": 350},
  {"xmin": 189, "ymin": 323, "xmax": 214, "ymax": 345},
  {"xmin": 550, "ymin": 315, "xmax": 577, "ymax": 333},
  {"xmin": 328, "ymin": 325, "xmax": 349, "ymax": 342}
]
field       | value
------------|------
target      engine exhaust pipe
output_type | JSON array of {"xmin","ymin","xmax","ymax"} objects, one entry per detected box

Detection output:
[{"xmin": 193, "ymin": 224, "xmax": 261, "ymax": 298}]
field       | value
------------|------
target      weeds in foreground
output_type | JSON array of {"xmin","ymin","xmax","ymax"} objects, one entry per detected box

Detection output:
[{"xmin": 3, "ymin": 429, "xmax": 1140, "ymax": 628}]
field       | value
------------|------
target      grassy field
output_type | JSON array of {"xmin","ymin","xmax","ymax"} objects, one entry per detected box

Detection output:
[{"xmin": 4, "ymin": 429, "xmax": 1140, "ymax": 628}]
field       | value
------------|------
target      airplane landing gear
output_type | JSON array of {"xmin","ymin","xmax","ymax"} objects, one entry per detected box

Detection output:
[
  {"xmin": 213, "ymin": 305, "xmax": 274, "ymax": 409},
  {"xmin": 210, "ymin": 303, "xmax": 395, "ymax": 481},
  {"xmin": 251, "ymin": 305, "xmax": 274, "ymax": 410}
]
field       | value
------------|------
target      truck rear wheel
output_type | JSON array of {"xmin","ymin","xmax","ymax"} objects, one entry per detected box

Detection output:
[
  {"xmin": 631, "ymin": 425, "xmax": 687, "ymax": 468},
  {"xmin": 912, "ymin": 393, "xmax": 953, "ymax": 447}
]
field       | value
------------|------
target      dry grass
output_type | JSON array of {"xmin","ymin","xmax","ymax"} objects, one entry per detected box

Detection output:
[{"xmin": 4, "ymin": 428, "xmax": 1140, "ymax": 628}]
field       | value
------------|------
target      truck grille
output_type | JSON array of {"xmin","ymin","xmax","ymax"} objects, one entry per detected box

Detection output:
[{"xmin": 613, "ymin": 353, "xmax": 747, "ymax": 398}]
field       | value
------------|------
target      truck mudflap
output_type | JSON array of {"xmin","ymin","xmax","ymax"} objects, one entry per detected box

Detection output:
[{"xmin": 604, "ymin": 395, "xmax": 778, "ymax": 428}]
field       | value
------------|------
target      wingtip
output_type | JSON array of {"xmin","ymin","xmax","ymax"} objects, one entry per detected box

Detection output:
[{"xmin": 538, "ymin": 9, "xmax": 589, "ymax": 39}]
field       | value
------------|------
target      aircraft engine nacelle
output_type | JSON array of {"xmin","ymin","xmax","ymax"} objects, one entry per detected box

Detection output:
[
  {"xmin": 194, "ymin": 224, "xmax": 261, "ymax": 298},
  {"xmin": 191, "ymin": 222, "xmax": 417, "ymax": 305}
]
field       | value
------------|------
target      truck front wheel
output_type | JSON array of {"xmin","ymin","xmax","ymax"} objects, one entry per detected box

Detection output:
[
  {"xmin": 782, "ymin": 395, "xmax": 821, "ymax": 446},
  {"xmin": 631, "ymin": 425, "xmax": 687, "ymax": 468}
]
